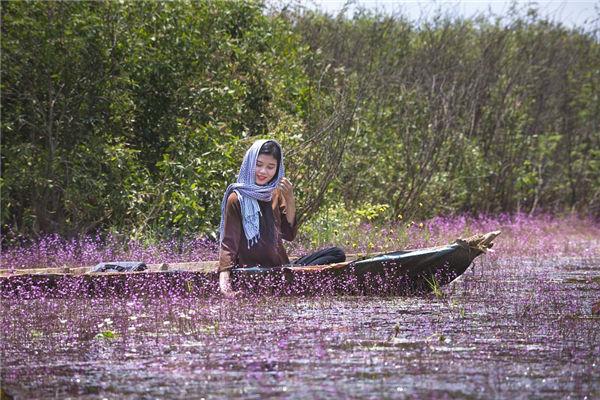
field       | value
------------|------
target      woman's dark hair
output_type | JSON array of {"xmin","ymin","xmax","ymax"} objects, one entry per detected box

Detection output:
[
  {"xmin": 259, "ymin": 141, "xmax": 281, "ymax": 162},
  {"xmin": 258, "ymin": 141, "xmax": 281, "ymax": 178}
]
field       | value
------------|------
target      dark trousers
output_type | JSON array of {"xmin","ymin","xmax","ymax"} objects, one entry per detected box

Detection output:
[{"xmin": 293, "ymin": 246, "xmax": 346, "ymax": 266}]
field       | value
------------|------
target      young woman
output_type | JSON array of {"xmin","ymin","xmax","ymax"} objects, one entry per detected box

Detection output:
[{"xmin": 218, "ymin": 139, "xmax": 345, "ymax": 296}]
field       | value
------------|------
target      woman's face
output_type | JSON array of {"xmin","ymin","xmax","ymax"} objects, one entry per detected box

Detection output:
[{"xmin": 255, "ymin": 154, "xmax": 278, "ymax": 186}]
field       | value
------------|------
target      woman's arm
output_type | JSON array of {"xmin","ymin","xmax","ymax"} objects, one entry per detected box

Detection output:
[
  {"xmin": 278, "ymin": 179, "xmax": 298, "ymax": 241},
  {"xmin": 218, "ymin": 193, "xmax": 243, "ymax": 296}
]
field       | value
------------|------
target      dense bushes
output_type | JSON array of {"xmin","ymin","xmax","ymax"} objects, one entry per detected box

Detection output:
[
  {"xmin": 1, "ymin": 1, "xmax": 598, "ymax": 241},
  {"xmin": 1, "ymin": 1, "xmax": 313, "ymax": 239},
  {"xmin": 293, "ymin": 9, "xmax": 600, "ymax": 221}
]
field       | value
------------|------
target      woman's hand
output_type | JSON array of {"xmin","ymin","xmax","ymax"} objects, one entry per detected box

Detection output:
[
  {"xmin": 278, "ymin": 177, "xmax": 294, "ymax": 201},
  {"xmin": 219, "ymin": 270, "xmax": 240, "ymax": 298},
  {"xmin": 278, "ymin": 177, "xmax": 296, "ymax": 225}
]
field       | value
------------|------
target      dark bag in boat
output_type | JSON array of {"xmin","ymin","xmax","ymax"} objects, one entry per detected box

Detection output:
[{"xmin": 91, "ymin": 261, "xmax": 147, "ymax": 273}]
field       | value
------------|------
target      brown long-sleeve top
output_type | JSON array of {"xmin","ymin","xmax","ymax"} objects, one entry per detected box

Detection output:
[{"xmin": 218, "ymin": 189, "xmax": 298, "ymax": 272}]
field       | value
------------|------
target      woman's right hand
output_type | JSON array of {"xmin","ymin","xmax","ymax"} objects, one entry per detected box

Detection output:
[{"xmin": 219, "ymin": 270, "xmax": 240, "ymax": 298}]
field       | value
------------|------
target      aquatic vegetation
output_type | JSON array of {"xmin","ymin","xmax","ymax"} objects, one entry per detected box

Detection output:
[
  {"xmin": 1, "ymin": 214, "xmax": 599, "ymax": 398},
  {"xmin": 2, "ymin": 213, "xmax": 597, "ymax": 271},
  {"xmin": 0, "ymin": 234, "xmax": 219, "ymax": 270},
  {"xmin": 424, "ymin": 275, "xmax": 444, "ymax": 299}
]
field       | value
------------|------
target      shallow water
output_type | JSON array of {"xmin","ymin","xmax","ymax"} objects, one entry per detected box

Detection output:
[{"xmin": 1, "ymin": 256, "xmax": 599, "ymax": 399}]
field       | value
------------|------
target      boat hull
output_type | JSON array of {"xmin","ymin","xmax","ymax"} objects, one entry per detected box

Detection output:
[
  {"xmin": 231, "ymin": 241, "xmax": 481, "ymax": 295},
  {"xmin": 1, "ymin": 238, "xmax": 491, "ymax": 298}
]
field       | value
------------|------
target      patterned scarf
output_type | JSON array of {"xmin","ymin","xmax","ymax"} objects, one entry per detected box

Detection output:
[{"xmin": 219, "ymin": 139, "xmax": 285, "ymax": 248}]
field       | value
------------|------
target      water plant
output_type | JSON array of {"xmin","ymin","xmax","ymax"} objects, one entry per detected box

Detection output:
[{"xmin": 424, "ymin": 275, "xmax": 444, "ymax": 299}]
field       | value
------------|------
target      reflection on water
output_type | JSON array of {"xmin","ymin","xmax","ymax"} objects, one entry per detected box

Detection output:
[{"xmin": 1, "ymin": 257, "xmax": 599, "ymax": 399}]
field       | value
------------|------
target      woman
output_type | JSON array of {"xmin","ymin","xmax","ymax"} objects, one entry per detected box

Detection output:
[{"xmin": 218, "ymin": 139, "xmax": 345, "ymax": 296}]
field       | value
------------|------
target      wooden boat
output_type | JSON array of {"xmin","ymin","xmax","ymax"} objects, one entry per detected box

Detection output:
[{"xmin": 0, "ymin": 231, "xmax": 500, "ymax": 298}]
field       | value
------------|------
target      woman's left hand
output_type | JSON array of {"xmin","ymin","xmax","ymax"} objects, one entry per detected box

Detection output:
[
  {"xmin": 278, "ymin": 177, "xmax": 295, "ymax": 203},
  {"xmin": 279, "ymin": 177, "xmax": 296, "ymax": 225}
]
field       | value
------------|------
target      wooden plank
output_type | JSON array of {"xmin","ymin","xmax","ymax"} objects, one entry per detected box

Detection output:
[{"xmin": 0, "ymin": 261, "xmax": 219, "ymax": 277}]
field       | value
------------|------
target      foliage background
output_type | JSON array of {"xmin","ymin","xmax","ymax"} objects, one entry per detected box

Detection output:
[{"xmin": 1, "ymin": 1, "xmax": 599, "ymax": 243}]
